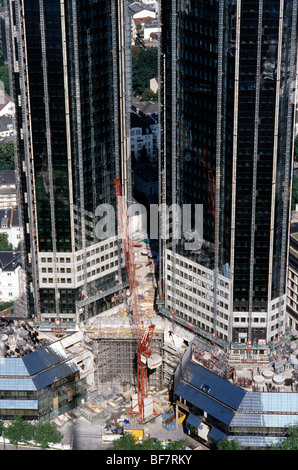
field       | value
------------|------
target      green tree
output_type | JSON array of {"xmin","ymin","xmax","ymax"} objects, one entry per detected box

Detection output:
[
  {"xmin": 109, "ymin": 433, "xmax": 138, "ymax": 450},
  {"xmin": 141, "ymin": 89, "xmax": 158, "ymax": 102},
  {"xmin": 0, "ymin": 141, "xmax": 15, "ymax": 170},
  {"xmin": 132, "ymin": 47, "xmax": 158, "ymax": 95},
  {"xmin": 33, "ymin": 420, "xmax": 63, "ymax": 449},
  {"xmin": 167, "ymin": 439, "xmax": 188, "ymax": 450},
  {"xmin": 139, "ymin": 437, "xmax": 163, "ymax": 451},
  {"xmin": 138, "ymin": 48, "xmax": 158, "ymax": 75},
  {"xmin": 271, "ymin": 426, "xmax": 298, "ymax": 450},
  {"xmin": 0, "ymin": 301, "xmax": 13, "ymax": 312},
  {"xmin": 216, "ymin": 437, "xmax": 243, "ymax": 450},
  {"xmin": 0, "ymin": 65, "xmax": 10, "ymax": 95},
  {"xmin": 0, "ymin": 420, "xmax": 4, "ymax": 438},
  {"xmin": 4, "ymin": 416, "xmax": 35, "ymax": 449},
  {"xmin": 0, "ymin": 420, "xmax": 5, "ymax": 449},
  {"xmin": 0, "ymin": 233, "xmax": 13, "ymax": 251}
]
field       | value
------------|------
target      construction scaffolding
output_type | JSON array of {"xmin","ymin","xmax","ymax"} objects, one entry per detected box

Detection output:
[
  {"xmin": 92, "ymin": 333, "xmax": 164, "ymax": 395},
  {"xmin": 85, "ymin": 306, "xmax": 195, "ymax": 400}
]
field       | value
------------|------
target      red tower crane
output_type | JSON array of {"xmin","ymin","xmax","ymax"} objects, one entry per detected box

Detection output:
[{"xmin": 114, "ymin": 178, "xmax": 155, "ymax": 423}]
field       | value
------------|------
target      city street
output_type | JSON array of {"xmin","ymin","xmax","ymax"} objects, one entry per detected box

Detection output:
[
  {"xmin": 60, "ymin": 416, "xmax": 109, "ymax": 450},
  {"xmin": 58, "ymin": 414, "xmax": 208, "ymax": 451}
]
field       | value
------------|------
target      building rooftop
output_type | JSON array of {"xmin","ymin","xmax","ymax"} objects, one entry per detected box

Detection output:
[
  {"xmin": 174, "ymin": 341, "xmax": 298, "ymax": 447},
  {"xmin": 0, "ymin": 318, "xmax": 47, "ymax": 359},
  {"xmin": 0, "ymin": 170, "xmax": 16, "ymax": 187},
  {"xmin": 190, "ymin": 338, "xmax": 298, "ymax": 394},
  {"xmin": 0, "ymin": 91, "xmax": 12, "ymax": 113},
  {"xmin": 129, "ymin": 2, "xmax": 155, "ymax": 15},
  {"xmin": 0, "ymin": 208, "xmax": 19, "ymax": 228},
  {"xmin": 134, "ymin": 16, "xmax": 155, "ymax": 26},
  {"xmin": 132, "ymin": 99, "xmax": 159, "ymax": 116},
  {"xmin": 0, "ymin": 320, "xmax": 82, "ymax": 408},
  {"xmin": 131, "ymin": 110, "xmax": 157, "ymax": 130},
  {"xmin": 0, "ymin": 251, "xmax": 21, "ymax": 272},
  {"xmin": 0, "ymin": 116, "xmax": 13, "ymax": 132}
]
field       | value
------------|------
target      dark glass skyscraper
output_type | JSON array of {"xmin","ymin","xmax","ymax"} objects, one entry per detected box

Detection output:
[
  {"xmin": 160, "ymin": 0, "xmax": 297, "ymax": 357},
  {"xmin": 6, "ymin": 0, "xmax": 131, "ymax": 328}
]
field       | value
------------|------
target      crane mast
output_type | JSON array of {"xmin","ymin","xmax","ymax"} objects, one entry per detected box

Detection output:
[{"xmin": 114, "ymin": 178, "xmax": 155, "ymax": 422}]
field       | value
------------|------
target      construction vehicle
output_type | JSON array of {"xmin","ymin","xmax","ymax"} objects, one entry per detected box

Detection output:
[
  {"xmin": 122, "ymin": 424, "xmax": 145, "ymax": 443},
  {"xmin": 114, "ymin": 178, "xmax": 156, "ymax": 423}
]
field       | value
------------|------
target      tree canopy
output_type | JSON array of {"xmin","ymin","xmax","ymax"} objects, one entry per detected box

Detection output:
[
  {"xmin": 0, "ymin": 233, "xmax": 14, "ymax": 251},
  {"xmin": 140, "ymin": 89, "xmax": 158, "ymax": 102},
  {"xmin": 270, "ymin": 426, "xmax": 298, "ymax": 450},
  {"xmin": 0, "ymin": 64, "xmax": 9, "ymax": 94},
  {"xmin": 33, "ymin": 420, "xmax": 63, "ymax": 449},
  {"xmin": 4, "ymin": 416, "xmax": 35, "ymax": 448},
  {"xmin": 0, "ymin": 141, "xmax": 15, "ymax": 170},
  {"xmin": 216, "ymin": 437, "xmax": 243, "ymax": 450},
  {"xmin": 0, "ymin": 301, "xmax": 13, "ymax": 312},
  {"xmin": 216, "ymin": 426, "xmax": 298, "ymax": 450},
  {"xmin": 2, "ymin": 416, "xmax": 63, "ymax": 449},
  {"xmin": 132, "ymin": 47, "xmax": 158, "ymax": 96}
]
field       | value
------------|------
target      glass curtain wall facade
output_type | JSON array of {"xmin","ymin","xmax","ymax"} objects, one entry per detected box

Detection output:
[
  {"xmin": 0, "ymin": 343, "xmax": 87, "ymax": 421},
  {"xmin": 6, "ymin": 0, "xmax": 131, "ymax": 326},
  {"xmin": 160, "ymin": 0, "xmax": 297, "ymax": 350},
  {"xmin": 174, "ymin": 352, "xmax": 298, "ymax": 449}
]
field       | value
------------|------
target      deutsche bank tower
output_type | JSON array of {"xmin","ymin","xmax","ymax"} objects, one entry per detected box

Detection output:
[
  {"xmin": 6, "ymin": 0, "xmax": 131, "ymax": 328},
  {"xmin": 160, "ymin": 0, "xmax": 298, "ymax": 360}
]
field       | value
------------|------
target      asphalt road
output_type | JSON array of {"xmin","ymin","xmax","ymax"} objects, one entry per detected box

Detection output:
[
  {"xmin": 59, "ymin": 414, "xmax": 208, "ymax": 451},
  {"xmin": 60, "ymin": 416, "xmax": 109, "ymax": 450},
  {"xmin": 0, "ymin": 415, "xmax": 208, "ymax": 452}
]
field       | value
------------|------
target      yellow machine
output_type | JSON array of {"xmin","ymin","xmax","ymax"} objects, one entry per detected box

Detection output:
[{"xmin": 123, "ymin": 424, "xmax": 144, "ymax": 443}]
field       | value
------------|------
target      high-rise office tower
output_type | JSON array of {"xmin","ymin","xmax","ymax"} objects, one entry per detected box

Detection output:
[
  {"xmin": 160, "ymin": 0, "xmax": 297, "ymax": 359},
  {"xmin": 6, "ymin": 0, "xmax": 132, "ymax": 329}
]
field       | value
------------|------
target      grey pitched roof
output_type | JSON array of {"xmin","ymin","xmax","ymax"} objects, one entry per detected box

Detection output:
[
  {"xmin": 129, "ymin": 2, "xmax": 155, "ymax": 14},
  {"xmin": 0, "ymin": 251, "xmax": 21, "ymax": 271},
  {"xmin": 0, "ymin": 91, "xmax": 11, "ymax": 112},
  {"xmin": 0, "ymin": 341, "xmax": 79, "ymax": 391},
  {"xmin": 132, "ymin": 99, "xmax": 159, "ymax": 116},
  {"xmin": 0, "ymin": 116, "xmax": 13, "ymax": 132},
  {"xmin": 0, "ymin": 170, "xmax": 16, "ymax": 186},
  {"xmin": 0, "ymin": 208, "xmax": 19, "ymax": 228}
]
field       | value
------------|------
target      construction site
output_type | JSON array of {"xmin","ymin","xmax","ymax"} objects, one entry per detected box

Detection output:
[
  {"xmin": 0, "ymin": 175, "xmax": 197, "ymax": 447},
  {"xmin": 0, "ymin": 175, "xmax": 297, "ymax": 450},
  {"xmin": 80, "ymin": 179, "xmax": 194, "ymax": 425}
]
